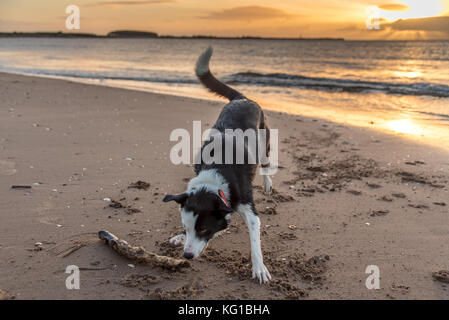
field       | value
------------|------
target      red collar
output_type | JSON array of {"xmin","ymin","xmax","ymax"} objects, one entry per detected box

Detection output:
[{"xmin": 218, "ymin": 189, "xmax": 230, "ymax": 208}]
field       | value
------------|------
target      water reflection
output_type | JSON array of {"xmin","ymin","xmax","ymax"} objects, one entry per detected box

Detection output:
[{"xmin": 386, "ymin": 119, "xmax": 422, "ymax": 135}]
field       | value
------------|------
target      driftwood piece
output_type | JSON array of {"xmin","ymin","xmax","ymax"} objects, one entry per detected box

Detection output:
[{"xmin": 98, "ymin": 230, "xmax": 190, "ymax": 270}]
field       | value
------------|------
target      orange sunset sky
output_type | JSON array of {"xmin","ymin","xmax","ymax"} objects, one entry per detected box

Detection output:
[{"xmin": 1, "ymin": 0, "xmax": 449, "ymax": 40}]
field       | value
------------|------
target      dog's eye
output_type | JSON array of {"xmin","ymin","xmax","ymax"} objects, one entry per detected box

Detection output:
[{"xmin": 198, "ymin": 229, "xmax": 208, "ymax": 235}]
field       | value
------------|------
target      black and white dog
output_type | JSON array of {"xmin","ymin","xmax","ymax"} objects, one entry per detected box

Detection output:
[{"xmin": 163, "ymin": 47, "xmax": 273, "ymax": 283}]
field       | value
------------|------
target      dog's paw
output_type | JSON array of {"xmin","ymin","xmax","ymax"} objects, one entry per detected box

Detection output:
[
  {"xmin": 169, "ymin": 233, "xmax": 186, "ymax": 246},
  {"xmin": 263, "ymin": 175, "xmax": 272, "ymax": 194},
  {"xmin": 252, "ymin": 263, "xmax": 272, "ymax": 284}
]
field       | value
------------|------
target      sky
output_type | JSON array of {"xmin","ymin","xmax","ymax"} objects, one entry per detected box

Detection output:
[{"xmin": 1, "ymin": 0, "xmax": 449, "ymax": 40}]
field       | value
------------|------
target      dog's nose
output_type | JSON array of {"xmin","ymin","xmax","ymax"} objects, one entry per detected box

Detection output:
[{"xmin": 184, "ymin": 252, "xmax": 194, "ymax": 260}]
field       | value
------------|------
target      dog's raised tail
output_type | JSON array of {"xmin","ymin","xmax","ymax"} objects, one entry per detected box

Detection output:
[{"xmin": 195, "ymin": 46, "xmax": 244, "ymax": 101}]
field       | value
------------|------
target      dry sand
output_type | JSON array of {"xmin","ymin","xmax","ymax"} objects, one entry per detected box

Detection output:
[{"xmin": 0, "ymin": 72, "xmax": 448, "ymax": 300}]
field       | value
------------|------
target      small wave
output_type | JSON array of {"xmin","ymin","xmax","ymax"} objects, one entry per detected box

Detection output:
[
  {"xmin": 3, "ymin": 65, "xmax": 449, "ymax": 98},
  {"xmin": 224, "ymin": 72, "xmax": 449, "ymax": 98},
  {"xmin": 61, "ymin": 73, "xmax": 197, "ymax": 84},
  {"xmin": 0, "ymin": 66, "xmax": 197, "ymax": 84},
  {"xmin": 415, "ymin": 111, "xmax": 449, "ymax": 121}
]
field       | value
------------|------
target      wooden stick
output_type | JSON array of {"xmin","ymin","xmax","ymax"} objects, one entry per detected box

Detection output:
[{"xmin": 98, "ymin": 230, "xmax": 190, "ymax": 270}]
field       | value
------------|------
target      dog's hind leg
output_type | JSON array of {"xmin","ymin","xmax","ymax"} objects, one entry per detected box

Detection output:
[
  {"xmin": 237, "ymin": 203, "xmax": 272, "ymax": 283},
  {"xmin": 169, "ymin": 231, "xmax": 186, "ymax": 246},
  {"xmin": 260, "ymin": 112, "xmax": 272, "ymax": 194}
]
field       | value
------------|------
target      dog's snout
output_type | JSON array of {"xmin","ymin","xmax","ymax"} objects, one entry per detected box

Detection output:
[{"xmin": 184, "ymin": 252, "xmax": 194, "ymax": 259}]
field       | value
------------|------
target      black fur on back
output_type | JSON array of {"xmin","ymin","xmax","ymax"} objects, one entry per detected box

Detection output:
[{"xmin": 194, "ymin": 99, "xmax": 270, "ymax": 211}]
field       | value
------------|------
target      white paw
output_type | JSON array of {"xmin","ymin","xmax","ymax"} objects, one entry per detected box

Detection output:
[
  {"xmin": 252, "ymin": 262, "xmax": 272, "ymax": 284},
  {"xmin": 169, "ymin": 233, "xmax": 186, "ymax": 246},
  {"xmin": 263, "ymin": 175, "xmax": 272, "ymax": 194}
]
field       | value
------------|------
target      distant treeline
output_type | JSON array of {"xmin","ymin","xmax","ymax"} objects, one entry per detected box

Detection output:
[{"xmin": 0, "ymin": 30, "xmax": 344, "ymax": 41}]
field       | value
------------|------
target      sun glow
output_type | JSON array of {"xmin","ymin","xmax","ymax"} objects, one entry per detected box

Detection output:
[
  {"xmin": 386, "ymin": 119, "xmax": 422, "ymax": 135},
  {"xmin": 379, "ymin": 0, "xmax": 446, "ymax": 21}
]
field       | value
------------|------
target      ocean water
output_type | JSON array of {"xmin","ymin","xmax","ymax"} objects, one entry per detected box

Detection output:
[{"xmin": 1, "ymin": 38, "xmax": 448, "ymax": 147}]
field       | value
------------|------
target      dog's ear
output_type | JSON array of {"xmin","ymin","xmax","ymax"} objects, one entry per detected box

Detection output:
[{"xmin": 163, "ymin": 193, "xmax": 188, "ymax": 205}]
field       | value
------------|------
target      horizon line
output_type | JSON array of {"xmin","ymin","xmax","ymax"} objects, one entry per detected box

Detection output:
[{"xmin": 0, "ymin": 30, "xmax": 448, "ymax": 41}]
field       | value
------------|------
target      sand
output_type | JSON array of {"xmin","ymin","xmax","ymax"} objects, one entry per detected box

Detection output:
[{"xmin": 0, "ymin": 72, "xmax": 448, "ymax": 300}]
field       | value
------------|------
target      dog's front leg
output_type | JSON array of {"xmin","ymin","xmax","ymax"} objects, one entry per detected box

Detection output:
[
  {"xmin": 263, "ymin": 175, "xmax": 272, "ymax": 193},
  {"xmin": 237, "ymin": 204, "xmax": 272, "ymax": 283}
]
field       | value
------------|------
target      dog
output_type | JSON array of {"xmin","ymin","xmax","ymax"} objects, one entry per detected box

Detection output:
[{"xmin": 163, "ymin": 46, "xmax": 273, "ymax": 283}]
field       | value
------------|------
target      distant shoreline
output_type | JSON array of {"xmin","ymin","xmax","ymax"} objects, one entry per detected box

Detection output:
[
  {"xmin": 0, "ymin": 30, "xmax": 345, "ymax": 41},
  {"xmin": 2, "ymin": 32, "xmax": 447, "ymax": 41}
]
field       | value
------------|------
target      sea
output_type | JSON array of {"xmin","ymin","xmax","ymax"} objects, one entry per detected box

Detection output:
[{"xmin": 0, "ymin": 38, "xmax": 448, "ymax": 148}]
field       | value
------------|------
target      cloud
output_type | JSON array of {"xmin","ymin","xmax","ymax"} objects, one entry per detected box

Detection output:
[
  {"xmin": 385, "ymin": 16, "xmax": 449, "ymax": 34},
  {"xmin": 86, "ymin": 0, "xmax": 174, "ymax": 7},
  {"xmin": 199, "ymin": 6, "xmax": 294, "ymax": 21},
  {"xmin": 378, "ymin": 3, "xmax": 409, "ymax": 11}
]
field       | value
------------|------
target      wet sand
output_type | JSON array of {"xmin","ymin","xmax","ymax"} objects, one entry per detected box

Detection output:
[{"xmin": 0, "ymin": 72, "xmax": 448, "ymax": 300}]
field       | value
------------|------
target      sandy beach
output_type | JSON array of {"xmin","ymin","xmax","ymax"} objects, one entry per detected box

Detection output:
[{"xmin": 0, "ymin": 72, "xmax": 448, "ymax": 300}]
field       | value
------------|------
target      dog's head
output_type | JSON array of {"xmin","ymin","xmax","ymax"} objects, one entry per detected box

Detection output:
[{"xmin": 163, "ymin": 188, "xmax": 233, "ymax": 259}]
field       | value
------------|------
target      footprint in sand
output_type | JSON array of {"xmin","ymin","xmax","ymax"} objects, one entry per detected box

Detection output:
[
  {"xmin": 33, "ymin": 201, "xmax": 63, "ymax": 226},
  {"xmin": 38, "ymin": 216, "xmax": 63, "ymax": 227},
  {"xmin": 0, "ymin": 160, "xmax": 17, "ymax": 176},
  {"xmin": 33, "ymin": 201, "xmax": 55, "ymax": 215}
]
